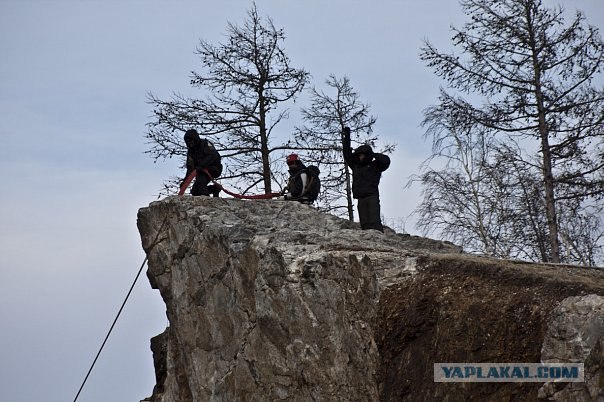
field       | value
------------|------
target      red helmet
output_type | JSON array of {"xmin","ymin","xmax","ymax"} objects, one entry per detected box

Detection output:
[{"xmin": 286, "ymin": 153, "xmax": 299, "ymax": 164}]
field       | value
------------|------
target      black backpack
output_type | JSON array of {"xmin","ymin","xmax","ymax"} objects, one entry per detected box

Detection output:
[{"xmin": 302, "ymin": 165, "xmax": 321, "ymax": 202}]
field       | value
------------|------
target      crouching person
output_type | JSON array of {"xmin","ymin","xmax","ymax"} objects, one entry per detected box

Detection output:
[
  {"xmin": 183, "ymin": 129, "xmax": 223, "ymax": 197},
  {"xmin": 282, "ymin": 154, "xmax": 321, "ymax": 204}
]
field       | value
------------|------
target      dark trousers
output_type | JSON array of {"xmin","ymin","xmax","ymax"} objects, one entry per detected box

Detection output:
[
  {"xmin": 191, "ymin": 172, "xmax": 211, "ymax": 196},
  {"xmin": 357, "ymin": 195, "xmax": 383, "ymax": 232}
]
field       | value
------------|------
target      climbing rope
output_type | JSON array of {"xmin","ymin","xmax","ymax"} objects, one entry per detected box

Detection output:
[
  {"xmin": 73, "ymin": 215, "xmax": 168, "ymax": 402},
  {"xmin": 178, "ymin": 169, "xmax": 282, "ymax": 200},
  {"xmin": 75, "ymin": 171, "xmax": 279, "ymax": 399},
  {"xmin": 219, "ymin": 183, "xmax": 282, "ymax": 199}
]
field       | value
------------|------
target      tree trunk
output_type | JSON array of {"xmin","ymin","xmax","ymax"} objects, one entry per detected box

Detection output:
[
  {"xmin": 526, "ymin": 4, "xmax": 561, "ymax": 263},
  {"xmin": 344, "ymin": 164, "xmax": 354, "ymax": 221},
  {"xmin": 258, "ymin": 96, "xmax": 272, "ymax": 194},
  {"xmin": 539, "ymin": 129, "xmax": 561, "ymax": 263}
]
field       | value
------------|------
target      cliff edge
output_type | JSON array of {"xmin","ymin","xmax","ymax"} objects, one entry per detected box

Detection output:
[{"xmin": 138, "ymin": 196, "xmax": 604, "ymax": 401}]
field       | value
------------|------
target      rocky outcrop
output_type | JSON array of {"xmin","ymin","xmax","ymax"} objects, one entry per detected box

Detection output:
[
  {"xmin": 539, "ymin": 294, "xmax": 604, "ymax": 401},
  {"xmin": 138, "ymin": 196, "xmax": 604, "ymax": 401},
  {"xmin": 377, "ymin": 255, "xmax": 604, "ymax": 401}
]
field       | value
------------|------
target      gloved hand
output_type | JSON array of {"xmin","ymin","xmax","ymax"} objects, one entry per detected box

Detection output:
[
  {"xmin": 342, "ymin": 127, "xmax": 351, "ymax": 149},
  {"xmin": 342, "ymin": 127, "xmax": 351, "ymax": 143}
]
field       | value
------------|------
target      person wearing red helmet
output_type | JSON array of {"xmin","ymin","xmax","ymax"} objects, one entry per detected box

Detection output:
[
  {"xmin": 342, "ymin": 127, "xmax": 390, "ymax": 232},
  {"xmin": 283, "ymin": 153, "xmax": 320, "ymax": 203},
  {"xmin": 286, "ymin": 153, "xmax": 300, "ymax": 165}
]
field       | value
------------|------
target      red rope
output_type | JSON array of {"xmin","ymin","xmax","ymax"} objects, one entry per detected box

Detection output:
[
  {"xmin": 178, "ymin": 169, "xmax": 281, "ymax": 200},
  {"xmin": 178, "ymin": 171, "xmax": 197, "ymax": 196}
]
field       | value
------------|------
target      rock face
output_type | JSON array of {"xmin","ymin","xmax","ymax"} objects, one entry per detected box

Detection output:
[
  {"xmin": 377, "ymin": 256, "xmax": 604, "ymax": 402},
  {"xmin": 137, "ymin": 196, "xmax": 604, "ymax": 402},
  {"xmin": 137, "ymin": 196, "xmax": 450, "ymax": 401},
  {"xmin": 539, "ymin": 295, "xmax": 604, "ymax": 401}
]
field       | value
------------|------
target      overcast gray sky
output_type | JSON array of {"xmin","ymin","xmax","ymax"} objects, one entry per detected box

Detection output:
[{"xmin": 1, "ymin": 1, "xmax": 602, "ymax": 401}]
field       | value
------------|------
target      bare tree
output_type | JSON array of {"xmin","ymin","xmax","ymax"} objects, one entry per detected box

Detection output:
[
  {"xmin": 146, "ymin": 3, "xmax": 309, "ymax": 194},
  {"xmin": 414, "ymin": 109, "xmax": 513, "ymax": 257},
  {"xmin": 414, "ymin": 111, "xmax": 604, "ymax": 265},
  {"xmin": 292, "ymin": 75, "xmax": 394, "ymax": 220},
  {"xmin": 419, "ymin": 0, "xmax": 604, "ymax": 264}
]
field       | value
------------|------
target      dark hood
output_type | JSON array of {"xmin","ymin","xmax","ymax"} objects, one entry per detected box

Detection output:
[
  {"xmin": 354, "ymin": 144, "xmax": 373, "ymax": 156},
  {"xmin": 354, "ymin": 144, "xmax": 374, "ymax": 164},
  {"xmin": 184, "ymin": 129, "xmax": 201, "ymax": 146}
]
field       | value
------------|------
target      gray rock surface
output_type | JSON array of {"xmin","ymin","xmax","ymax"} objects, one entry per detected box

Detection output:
[
  {"xmin": 539, "ymin": 294, "xmax": 604, "ymax": 401},
  {"xmin": 137, "ymin": 196, "xmax": 459, "ymax": 401},
  {"xmin": 138, "ymin": 196, "xmax": 604, "ymax": 402}
]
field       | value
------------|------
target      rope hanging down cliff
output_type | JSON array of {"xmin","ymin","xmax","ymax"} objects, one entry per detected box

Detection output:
[
  {"xmin": 178, "ymin": 168, "xmax": 282, "ymax": 200},
  {"xmin": 72, "ymin": 215, "xmax": 169, "ymax": 402}
]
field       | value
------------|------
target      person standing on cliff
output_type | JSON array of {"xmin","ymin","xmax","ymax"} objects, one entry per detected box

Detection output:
[
  {"xmin": 183, "ymin": 129, "xmax": 223, "ymax": 197},
  {"xmin": 342, "ymin": 126, "xmax": 390, "ymax": 232}
]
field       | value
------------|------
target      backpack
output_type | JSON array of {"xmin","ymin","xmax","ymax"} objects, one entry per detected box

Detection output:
[{"xmin": 301, "ymin": 165, "xmax": 321, "ymax": 202}]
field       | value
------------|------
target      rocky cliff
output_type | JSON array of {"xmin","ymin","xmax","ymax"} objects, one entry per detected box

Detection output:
[{"xmin": 137, "ymin": 196, "xmax": 604, "ymax": 401}]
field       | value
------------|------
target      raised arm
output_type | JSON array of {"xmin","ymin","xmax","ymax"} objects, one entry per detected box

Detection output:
[
  {"xmin": 373, "ymin": 153, "xmax": 391, "ymax": 172},
  {"xmin": 342, "ymin": 127, "xmax": 355, "ymax": 168}
]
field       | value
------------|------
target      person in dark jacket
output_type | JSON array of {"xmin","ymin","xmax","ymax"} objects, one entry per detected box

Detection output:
[
  {"xmin": 283, "ymin": 153, "xmax": 313, "ymax": 203},
  {"xmin": 183, "ymin": 129, "xmax": 223, "ymax": 196},
  {"xmin": 342, "ymin": 126, "xmax": 390, "ymax": 232}
]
